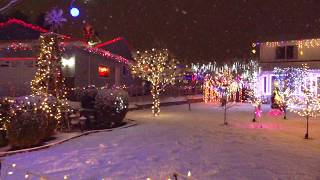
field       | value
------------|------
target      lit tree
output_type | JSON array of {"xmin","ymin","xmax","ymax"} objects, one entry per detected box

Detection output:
[
  {"xmin": 131, "ymin": 48, "xmax": 178, "ymax": 116},
  {"xmin": 244, "ymin": 60, "xmax": 261, "ymax": 122},
  {"xmin": 214, "ymin": 65, "xmax": 238, "ymax": 125},
  {"xmin": 287, "ymin": 65, "xmax": 320, "ymax": 139},
  {"xmin": 211, "ymin": 60, "xmax": 260, "ymax": 124},
  {"xmin": 274, "ymin": 66, "xmax": 306, "ymax": 119},
  {"xmin": 31, "ymin": 33, "xmax": 68, "ymax": 123}
]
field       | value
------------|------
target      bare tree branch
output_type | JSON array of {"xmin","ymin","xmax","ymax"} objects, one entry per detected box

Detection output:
[{"xmin": 0, "ymin": 0, "xmax": 22, "ymax": 13}]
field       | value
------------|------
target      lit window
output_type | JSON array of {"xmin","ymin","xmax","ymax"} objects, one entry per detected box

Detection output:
[{"xmin": 98, "ymin": 65, "xmax": 110, "ymax": 77}]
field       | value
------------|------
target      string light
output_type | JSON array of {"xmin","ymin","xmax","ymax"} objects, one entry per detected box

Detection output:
[
  {"xmin": 94, "ymin": 37, "xmax": 126, "ymax": 48},
  {"xmin": 114, "ymin": 96, "xmax": 127, "ymax": 113},
  {"xmin": 0, "ymin": 18, "xmax": 48, "ymax": 33},
  {"xmin": 131, "ymin": 48, "xmax": 178, "ymax": 116},
  {"xmin": 199, "ymin": 60, "xmax": 260, "ymax": 103},
  {"xmin": 203, "ymin": 75, "xmax": 218, "ymax": 102},
  {"xmin": 83, "ymin": 46, "xmax": 130, "ymax": 64},
  {"xmin": 264, "ymin": 39, "xmax": 320, "ymax": 48},
  {"xmin": 287, "ymin": 64, "xmax": 320, "ymax": 117},
  {"xmin": 273, "ymin": 65, "xmax": 308, "ymax": 118},
  {"xmin": 0, "ymin": 42, "xmax": 32, "ymax": 51},
  {"xmin": 286, "ymin": 64, "xmax": 320, "ymax": 138},
  {"xmin": 261, "ymin": 39, "xmax": 320, "ymax": 61},
  {"xmin": 30, "ymin": 33, "xmax": 69, "ymax": 124},
  {"xmin": 3, "ymin": 161, "xmax": 196, "ymax": 180},
  {"xmin": 1, "ymin": 161, "xmax": 71, "ymax": 179}
]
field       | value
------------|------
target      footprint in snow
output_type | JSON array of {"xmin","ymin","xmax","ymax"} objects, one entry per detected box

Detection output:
[{"xmin": 147, "ymin": 156, "xmax": 160, "ymax": 162}]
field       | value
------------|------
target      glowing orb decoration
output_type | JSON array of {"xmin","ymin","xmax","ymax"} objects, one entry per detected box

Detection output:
[{"xmin": 70, "ymin": 7, "xmax": 80, "ymax": 17}]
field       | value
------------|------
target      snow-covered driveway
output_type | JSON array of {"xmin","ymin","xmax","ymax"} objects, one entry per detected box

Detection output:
[{"xmin": 1, "ymin": 103, "xmax": 320, "ymax": 180}]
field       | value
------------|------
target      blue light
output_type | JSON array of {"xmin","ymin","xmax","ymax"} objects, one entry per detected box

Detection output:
[{"xmin": 70, "ymin": 7, "xmax": 80, "ymax": 17}]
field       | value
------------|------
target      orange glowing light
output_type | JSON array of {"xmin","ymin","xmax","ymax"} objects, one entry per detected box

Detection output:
[{"xmin": 98, "ymin": 65, "xmax": 110, "ymax": 77}]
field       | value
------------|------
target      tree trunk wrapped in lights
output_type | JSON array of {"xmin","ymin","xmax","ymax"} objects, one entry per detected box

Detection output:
[
  {"xmin": 245, "ymin": 60, "xmax": 261, "ymax": 122},
  {"xmin": 287, "ymin": 65, "xmax": 320, "ymax": 139},
  {"xmin": 30, "ymin": 33, "xmax": 68, "ymax": 123},
  {"xmin": 131, "ymin": 48, "xmax": 178, "ymax": 116}
]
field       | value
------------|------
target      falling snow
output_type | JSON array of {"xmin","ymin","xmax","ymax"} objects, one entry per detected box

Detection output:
[{"xmin": 4, "ymin": 1, "xmax": 320, "ymax": 61}]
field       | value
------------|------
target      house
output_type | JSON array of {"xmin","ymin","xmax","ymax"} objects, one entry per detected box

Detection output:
[
  {"xmin": 0, "ymin": 19, "xmax": 136, "ymax": 97},
  {"xmin": 255, "ymin": 38, "xmax": 320, "ymax": 98}
]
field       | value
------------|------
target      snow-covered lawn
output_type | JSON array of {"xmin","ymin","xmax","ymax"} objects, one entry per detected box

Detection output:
[{"xmin": 1, "ymin": 103, "xmax": 320, "ymax": 180}]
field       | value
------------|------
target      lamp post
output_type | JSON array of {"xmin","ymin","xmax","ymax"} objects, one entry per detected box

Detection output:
[
  {"xmin": 305, "ymin": 101, "xmax": 309, "ymax": 139},
  {"xmin": 88, "ymin": 54, "xmax": 91, "ymax": 86}
]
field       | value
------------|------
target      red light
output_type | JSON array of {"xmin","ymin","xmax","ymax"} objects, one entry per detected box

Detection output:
[
  {"xmin": 94, "ymin": 37, "xmax": 123, "ymax": 48},
  {"xmin": 0, "ymin": 18, "xmax": 70, "ymax": 39},
  {"xmin": 98, "ymin": 65, "xmax": 109, "ymax": 77},
  {"xmin": 0, "ymin": 57, "xmax": 37, "ymax": 61}
]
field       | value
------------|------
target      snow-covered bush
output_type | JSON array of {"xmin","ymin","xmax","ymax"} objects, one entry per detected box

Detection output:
[
  {"xmin": 81, "ymin": 87, "xmax": 98, "ymax": 109},
  {"xmin": 5, "ymin": 95, "xmax": 62, "ymax": 149},
  {"xmin": 0, "ymin": 97, "xmax": 12, "ymax": 147},
  {"xmin": 95, "ymin": 88, "xmax": 129, "ymax": 127},
  {"xmin": 7, "ymin": 106, "xmax": 47, "ymax": 149},
  {"xmin": 0, "ymin": 98, "xmax": 12, "ymax": 130},
  {"xmin": 67, "ymin": 87, "xmax": 85, "ymax": 101}
]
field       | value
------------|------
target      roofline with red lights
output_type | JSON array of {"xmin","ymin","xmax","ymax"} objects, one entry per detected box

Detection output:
[
  {"xmin": 0, "ymin": 18, "xmax": 70, "ymax": 39},
  {"xmin": 94, "ymin": 37, "xmax": 134, "ymax": 50},
  {"xmin": 0, "ymin": 18, "xmax": 48, "ymax": 33},
  {"xmin": 0, "ymin": 19, "xmax": 132, "ymax": 63},
  {"xmin": 94, "ymin": 37, "xmax": 124, "ymax": 48},
  {"xmin": 0, "ymin": 57, "xmax": 37, "ymax": 61}
]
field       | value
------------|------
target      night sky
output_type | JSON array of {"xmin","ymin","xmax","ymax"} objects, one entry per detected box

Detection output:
[{"xmin": 2, "ymin": 0, "xmax": 320, "ymax": 63}]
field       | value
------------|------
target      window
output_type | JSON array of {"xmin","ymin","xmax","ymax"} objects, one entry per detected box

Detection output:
[
  {"xmin": 11, "ymin": 61, "xmax": 21, "ymax": 67},
  {"xmin": 276, "ymin": 47, "xmax": 286, "ymax": 59},
  {"xmin": 286, "ymin": 45, "xmax": 298, "ymax": 59},
  {"xmin": 0, "ymin": 61, "xmax": 10, "ymax": 67},
  {"xmin": 275, "ymin": 45, "xmax": 298, "ymax": 59},
  {"xmin": 24, "ymin": 60, "xmax": 34, "ymax": 67},
  {"xmin": 98, "ymin": 65, "xmax": 110, "ymax": 77},
  {"xmin": 122, "ymin": 66, "xmax": 127, "ymax": 76}
]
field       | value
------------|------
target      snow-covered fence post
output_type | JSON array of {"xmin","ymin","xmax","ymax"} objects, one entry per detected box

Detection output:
[
  {"xmin": 221, "ymin": 94, "xmax": 228, "ymax": 125},
  {"xmin": 252, "ymin": 106, "xmax": 256, "ymax": 122}
]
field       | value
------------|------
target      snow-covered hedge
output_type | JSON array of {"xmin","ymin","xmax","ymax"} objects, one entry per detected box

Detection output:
[
  {"xmin": 80, "ymin": 87, "xmax": 98, "ymax": 109},
  {"xmin": 1, "ymin": 95, "xmax": 66, "ymax": 149},
  {"xmin": 0, "ymin": 97, "xmax": 11, "ymax": 147},
  {"xmin": 94, "ymin": 88, "xmax": 129, "ymax": 127}
]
